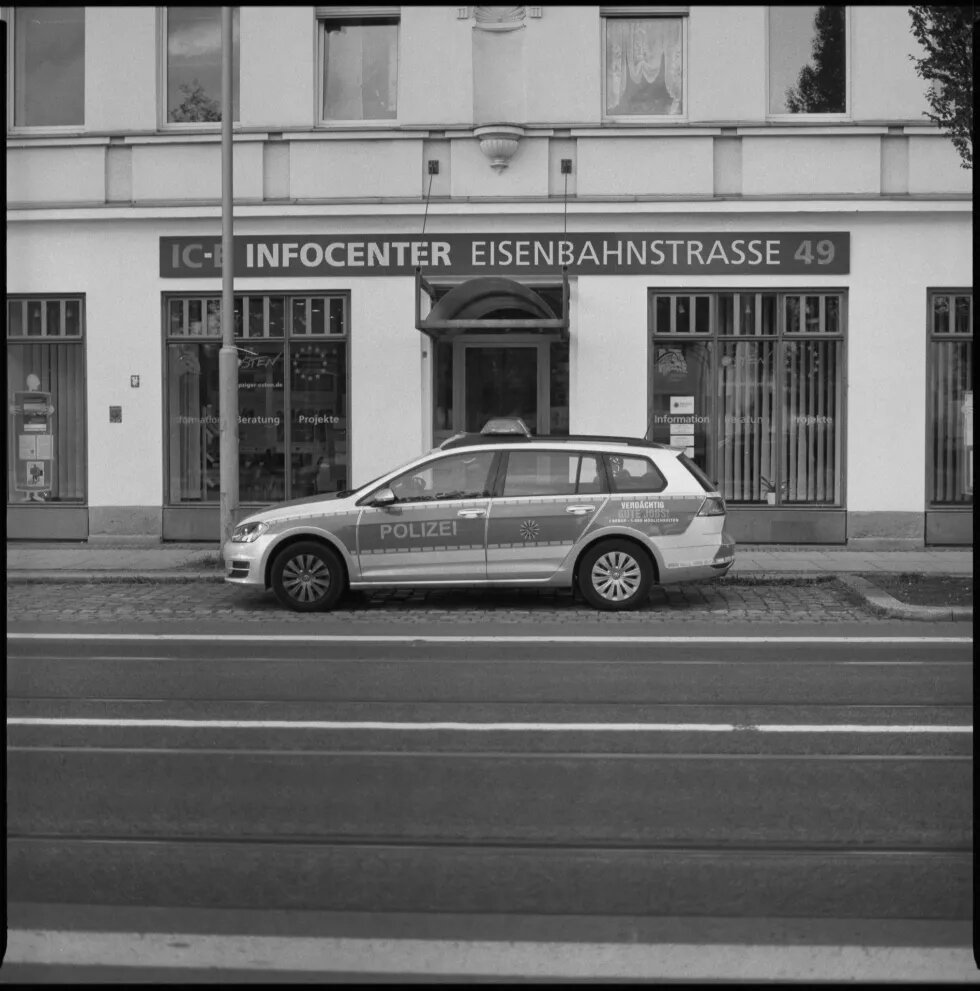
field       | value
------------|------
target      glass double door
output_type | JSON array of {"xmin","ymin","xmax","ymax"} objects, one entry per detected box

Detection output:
[{"xmin": 453, "ymin": 336, "xmax": 551, "ymax": 436}]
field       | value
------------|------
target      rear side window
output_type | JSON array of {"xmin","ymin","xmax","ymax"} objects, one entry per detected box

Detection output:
[
  {"xmin": 677, "ymin": 452, "xmax": 715, "ymax": 492},
  {"xmin": 603, "ymin": 454, "xmax": 667, "ymax": 493},
  {"xmin": 502, "ymin": 451, "xmax": 605, "ymax": 497}
]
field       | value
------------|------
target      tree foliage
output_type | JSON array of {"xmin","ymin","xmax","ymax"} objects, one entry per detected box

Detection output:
[
  {"xmin": 908, "ymin": 6, "xmax": 976, "ymax": 169},
  {"xmin": 169, "ymin": 80, "xmax": 221, "ymax": 123},
  {"xmin": 785, "ymin": 6, "xmax": 847, "ymax": 114}
]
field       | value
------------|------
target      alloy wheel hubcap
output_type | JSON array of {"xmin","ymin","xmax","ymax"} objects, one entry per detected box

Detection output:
[
  {"xmin": 282, "ymin": 554, "xmax": 330, "ymax": 603},
  {"xmin": 591, "ymin": 551, "xmax": 642, "ymax": 601}
]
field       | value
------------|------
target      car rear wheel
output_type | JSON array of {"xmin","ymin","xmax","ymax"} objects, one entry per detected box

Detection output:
[
  {"xmin": 578, "ymin": 540, "xmax": 653, "ymax": 610},
  {"xmin": 271, "ymin": 541, "xmax": 345, "ymax": 612}
]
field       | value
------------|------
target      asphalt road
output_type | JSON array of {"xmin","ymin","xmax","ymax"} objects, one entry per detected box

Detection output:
[{"xmin": 4, "ymin": 632, "xmax": 974, "ymax": 981}]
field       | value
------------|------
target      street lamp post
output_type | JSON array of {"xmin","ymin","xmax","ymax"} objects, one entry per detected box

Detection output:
[{"xmin": 218, "ymin": 6, "xmax": 239, "ymax": 547}]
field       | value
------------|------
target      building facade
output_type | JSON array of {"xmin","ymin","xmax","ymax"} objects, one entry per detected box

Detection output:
[{"xmin": 5, "ymin": 5, "xmax": 973, "ymax": 545}]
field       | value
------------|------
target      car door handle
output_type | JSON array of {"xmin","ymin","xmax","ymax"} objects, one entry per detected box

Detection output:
[
  {"xmin": 457, "ymin": 509, "xmax": 487, "ymax": 518},
  {"xmin": 566, "ymin": 505, "xmax": 597, "ymax": 515}
]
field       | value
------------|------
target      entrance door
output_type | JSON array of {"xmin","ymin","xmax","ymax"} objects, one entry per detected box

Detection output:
[{"xmin": 454, "ymin": 337, "xmax": 550, "ymax": 435}]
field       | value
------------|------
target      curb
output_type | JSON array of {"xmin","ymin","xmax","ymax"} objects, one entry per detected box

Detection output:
[
  {"xmin": 836, "ymin": 574, "xmax": 974, "ymax": 622},
  {"xmin": 6, "ymin": 571, "xmax": 223, "ymax": 583}
]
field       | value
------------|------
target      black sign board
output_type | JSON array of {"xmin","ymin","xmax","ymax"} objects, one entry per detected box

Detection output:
[{"xmin": 161, "ymin": 232, "xmax": 850, "ymax": 277}]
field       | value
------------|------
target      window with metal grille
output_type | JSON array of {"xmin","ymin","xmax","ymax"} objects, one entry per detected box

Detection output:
[{"xmin": 927, "ymin": 291, "xmax": 973, "ymax": 506}]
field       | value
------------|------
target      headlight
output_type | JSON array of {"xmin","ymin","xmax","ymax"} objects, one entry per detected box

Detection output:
[{"xmin": 231, "ymin": 521, "xmax": 270, "ymax": 543}]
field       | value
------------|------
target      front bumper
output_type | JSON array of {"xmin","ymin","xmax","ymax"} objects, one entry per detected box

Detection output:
[{"xmin": 223, "ymin": 539, "xmax": 269, "ymax": 587}]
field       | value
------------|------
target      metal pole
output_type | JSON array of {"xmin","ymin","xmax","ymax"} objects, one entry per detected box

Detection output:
[{"xmin": 218, "ymin": 6, "xmax": 239, "ymax": 546}]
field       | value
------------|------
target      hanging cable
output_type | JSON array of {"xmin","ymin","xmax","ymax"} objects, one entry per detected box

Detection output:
[
  {"xmin": 421, "ymin": 167, "xmax": 435, "ymax": 236},
  {"xmin": 563, "ymin": 169, "xmax": 568, "ymax": 235}
]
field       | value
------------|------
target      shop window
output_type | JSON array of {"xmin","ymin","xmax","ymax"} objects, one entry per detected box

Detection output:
[
  {"xmin": 928, "ymin": 292, "xmax": 973, "ymax": 506},
  {"xmin": 164, "ymin": 294, "xmax": 348, "ymax": 505},
  {"xmin": 650, "ymin": 291, "xmax": 844, "ymax": 506},
  {"xmin": 6, "ymin": 296, "xmax": 86, "ymax": 504},
  {"xmin": 319, "ymin": 8, "xmax": 399, "ymax": 121},
  {"xmin": 11, "ymin": 7, "xmax": 85, "ymax": 127},
  {"xmin": 602, "ymin": 10, "xmax": 685, "ymax": 118},
  {"xmin": 769, "ymin": 5, "xmax": 847, "ymax": 115},
  {"xmin": 164, "ymin": 6, "xmax": 239, "ymax": 123}
]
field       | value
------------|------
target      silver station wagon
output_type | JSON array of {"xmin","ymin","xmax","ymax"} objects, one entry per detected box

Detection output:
[{"xmin": 224, "ymin": 419, "xmax": 735, "ymax": 612}]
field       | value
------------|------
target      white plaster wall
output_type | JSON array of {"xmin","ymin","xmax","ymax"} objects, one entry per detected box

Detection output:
[
  {"xmin": 907, "ymin": 136, "xmax": 973, "ymax": 195},
  {"xmin": 240, "ymin": 7, "xmax": 315, "ymax": 129},
  {"xmin": 851, "ymin": 6, "xmax": 928, "ymax": 122},
  {"xmin": 399, "ymin": 8, "xmax": 472, "ymax": 125},
  {"xmin": 131, "ymin": 142, "xmax": 264, "ymax": 202},
  {"xmin": 450, "ymin": 136, "xmax": 549, "ymax": 199},
  {"xmin": 741, "ymin": 137, "xmax": 880, "ymax": 197},
  {"xmin": 6, "ymin": 221, "xmax": 165, "ymax": 510},
  {"xmin": 289, "ymin": 139, "xmax": 421, "ymax": 199},
  {"xmin": 573, "ymin": 278, "xmax": 648, "ymax": 438},
  {"xmin": 577, "ymin": 137, "xmax": 714, "ymax": 198},
  {"xmin": 524, "ymin": 7, "xmax": 601, "ymax": 125},
  {"xmin": 398, "ymin": 8, "xmax": 473, "ymax": 126},
  {"xmin": 846, "ymin": 214, "xmax": 973, "ymax": 514},
  {"xmin": 688, "ymin": 6, "xmax": 766, "ymax": 123},
  {"xmin": 86, "ymin": 7, "xmax": 158, "ymax": 132},
  {"xmin": 347, "ymin": 278, "xmax": 423, "ymax": 485},
  {"xmin": 6, "ymin": 146, "xmax": 106, "ymax": 205}
]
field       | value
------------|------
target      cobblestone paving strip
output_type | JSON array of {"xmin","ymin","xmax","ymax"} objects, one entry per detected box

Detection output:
[{"xmin": 5, "ymin": 577, "xmax": 887, "ymax": 624}]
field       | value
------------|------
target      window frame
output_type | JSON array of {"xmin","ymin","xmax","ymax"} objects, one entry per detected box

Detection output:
[
  {"xmin": 157, "ymin": 6, "xmax": 241, "ymax": 131},
  {"xmin": 925, "ymin": 287, "xmax": 973, "ymax": 510},
  {"xmin": 6, "ymin": 293, "xmax": 88, "ymax": 505},
  {"xmin": 600, "ymin": 6, "xmax": 689, "ymax": 124},
  {"xmin": 161, "ymin": 291, "xmax": 351, "ymax": 507},
  {"xmin": 648, "ymin": 288, "xmax": 848, "ymax": 507},
  {"xmin": 766, "ymin": 4, "xmax": 851, "ymax": 122},
  {"xmin": 316, "ymin": 6, "xmax": 401, "ymax": 127},
  {"xmin": 6, "ymin": 5, "xmax": 87, "ymax": 134}
]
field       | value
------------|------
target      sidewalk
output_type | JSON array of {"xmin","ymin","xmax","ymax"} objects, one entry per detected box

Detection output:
[{"xmin": 6, "ymin": 542, "xmax": 973, "ymax": 621}]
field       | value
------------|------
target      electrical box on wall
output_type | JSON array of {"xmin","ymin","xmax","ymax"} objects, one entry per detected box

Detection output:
[{"xmin": 109, "ymin": 406, "xmax": 122, "ymax": 423}]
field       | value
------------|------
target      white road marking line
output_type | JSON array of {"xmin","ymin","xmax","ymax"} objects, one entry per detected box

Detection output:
[
  {"xmin": 3, "ymin": 930, "xmax": 977, "ymax": 981},
  {"xmin": 6, "ymin": 718, "xmax": 972, "ymax": 734},
  {"xmin": 5, "ymin": 633, "xmax": 973, "ymax": 644}
]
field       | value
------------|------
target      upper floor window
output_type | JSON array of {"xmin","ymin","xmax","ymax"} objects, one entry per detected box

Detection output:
[
  {"xmin": 11, "ymin": 6, "xmax": 85, "ymax": 127},
  {"xmin": 769, "ymin": 5, "xmax": 847, "ymax": 115},
  {"xmin": 602, "ymin": 10, "xmax": 685, "ymax": 118},
  {"xmin": 164, "ymin": 6, "xmax": 239, "ymax": 124},
  {"xmin": 319, "ymin": 9, "xmax": 399, "ymax": 122}
]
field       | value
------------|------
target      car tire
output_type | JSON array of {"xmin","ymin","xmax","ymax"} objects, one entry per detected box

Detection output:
[
  {"xmin": 271, "ymin": 541, "xmax": 346, "ymax": 612},
  {"xmin": 577, "ymin": 539, "xmax": 653, "ymax": 611}
]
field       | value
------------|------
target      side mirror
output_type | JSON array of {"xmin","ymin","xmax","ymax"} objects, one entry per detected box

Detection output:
[{"xmin": 368, "ymin": 486, "xmax": 396, "ymax": 507}]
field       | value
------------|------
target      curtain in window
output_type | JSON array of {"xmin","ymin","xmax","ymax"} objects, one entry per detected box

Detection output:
[
  {"xmin": 7, "ymin": 343, "xmax": 85, "ymax": 502},
  {"xmin": 781, "ymin": 340, "xmax": 839, "ymax": 503},
  {"xmin": 323, "ymin": 21, "xmax": 398, "ymax": 120},
  {"xmin": 606, "ymin": 19, "xmax": 682, "ymax": 115},
  {"xmin": 930, "ymin": 340, "xmax": 973, "ymax": 504},
  {"xmin": 718, "ymin": 341, "xmax": 775, "ymax": 502}
]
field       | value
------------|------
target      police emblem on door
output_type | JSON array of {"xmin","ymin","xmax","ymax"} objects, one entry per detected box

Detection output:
[{"xmin": 519, "ymin": 519, "xmax": 540, "ymax": 542}]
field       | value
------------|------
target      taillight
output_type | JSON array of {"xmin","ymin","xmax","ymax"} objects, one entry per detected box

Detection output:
[{"xmin": 697, "ymin": 496, "xmax": 726, "ymax": 516}]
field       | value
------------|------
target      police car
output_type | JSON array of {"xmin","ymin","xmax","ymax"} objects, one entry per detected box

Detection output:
[{"xmin": 224, "ymin": 418, "xmax": 735, "ymax": 612}]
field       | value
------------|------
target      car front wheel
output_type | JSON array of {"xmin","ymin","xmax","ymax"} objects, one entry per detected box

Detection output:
[
  {"xmin": 271, "ymin": 541, "xmax": 346, "ymax": 612},
  {"xmin": 578, "ymin": 540, "xmax": 653, "ymax": 610}
]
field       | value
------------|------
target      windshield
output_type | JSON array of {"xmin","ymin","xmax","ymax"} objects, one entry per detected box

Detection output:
[{"xmin": 339, "ymin": 452, "xmax": 431, "ymax": 499}]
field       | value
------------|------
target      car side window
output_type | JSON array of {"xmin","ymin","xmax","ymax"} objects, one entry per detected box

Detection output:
[
  {"xmin": 388, "ymin": 451, "xmax": 495, "ymax": 502},
  {"xmin": 502, "ymin": 452, "xmax": 606, "ymax": 497},
  {"xmin": 604, "ymin": 454, "xmax": 668, "ymax": 493}
]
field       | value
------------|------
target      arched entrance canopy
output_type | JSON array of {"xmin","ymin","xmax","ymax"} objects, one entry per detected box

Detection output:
[{"xmin": 415, "ymin": 269, "xmax": 569, "ymax": 341}]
